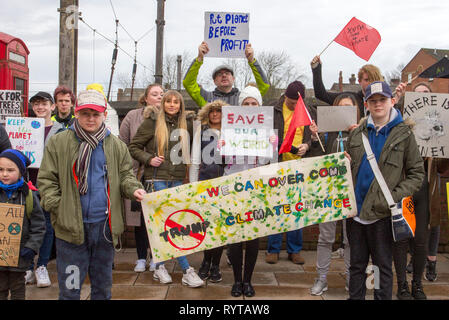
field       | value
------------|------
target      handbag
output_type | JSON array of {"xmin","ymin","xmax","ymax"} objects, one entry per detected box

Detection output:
[
  {"xmin": 130, "ymin": 165, "xmax": 158, "ymax": 211},
  {"xmin": 361, "ymin": 133, "xmax": 416, "ymax": 242}
]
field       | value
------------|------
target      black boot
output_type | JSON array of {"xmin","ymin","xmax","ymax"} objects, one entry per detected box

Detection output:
[
  {"xmin": 231, "ymin": 282, "xmax": 243, "ymax": 297},
  {"xmin": 396, "ymin": 281, "xmax": 413, "ymax": 300},
  {"xmin": 411, "ymin": 280, "xmax": 427, "ymax": 300},
  {"xmin": 197, "ymin": 260, "xmax": 210, "ymax": 280},
  {"xmin": 243, "ymin": 282, "xmax": 255, "ymax": 297},
  {"xmin": 209, "ymin": 265, "xmax": 222, "ymax": 283},
  {"xmin": 425, "ymin": 259, "xmax": 437, "ymax": 282}
]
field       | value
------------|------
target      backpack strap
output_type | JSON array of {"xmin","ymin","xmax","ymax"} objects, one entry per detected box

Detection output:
[{"xmin": 26, "ymin": 189, "xmax": 34, "ymax": 219}]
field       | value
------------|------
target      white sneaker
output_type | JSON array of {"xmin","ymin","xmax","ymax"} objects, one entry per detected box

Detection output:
[
  {"xmin": 149, "ymin": 258, "xmax": 156, "ymax": 272},
  {"xmin": 182, "ymin": 267, "xmax": 204, "ymax": 288},
  {"xmin": 134, "ymin": 259, "xmax": 146, "ymax": 272},
  {"xmin": 153, "ymin": 264, "xmax": 172, "ymax": 284},
  {"xmin": 35, "ymin": 266, "xmax": 51, "ymax": 288},
  {"xmin": 25, "ymin": 270, "xmax": 35, "ymax": 285},
  {"xmin": 310, "ymin": 278, "xmax": 328, "ymax": 296}
]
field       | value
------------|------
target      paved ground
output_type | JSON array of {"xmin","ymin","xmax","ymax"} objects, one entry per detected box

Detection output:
[{"xmin": 25, "ymin": 250, "xmax": 449, "ymax": 300}]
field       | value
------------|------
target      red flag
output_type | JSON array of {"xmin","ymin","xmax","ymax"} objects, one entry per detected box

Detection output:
[
  {"xmin": 334, "ymin": 17, "xmax": 381, "ymax": 61},
  {"xmin": 279, "ymin": 95, "xmax": 312, "ymax": 155}
]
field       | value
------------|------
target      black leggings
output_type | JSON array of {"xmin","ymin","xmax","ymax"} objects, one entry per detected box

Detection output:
[
  {"xmin": 228, "ymin": 239, "xmax": 259, "ymax": 283},
  {"xmin": 202, "ymin": 247, "xmax": 224, "ymax": 266},
  {"xmin": 393, "ymin": 177, "xmax": 429, "ymax": 283},
  {"xmin": 135, "ymin": 212, "xmax": 150, "ymax": 260}
]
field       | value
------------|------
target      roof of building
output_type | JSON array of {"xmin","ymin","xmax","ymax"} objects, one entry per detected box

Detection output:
[{"xmin": 422, "ymin": 48, "xmax": 449, "ymax": 61}]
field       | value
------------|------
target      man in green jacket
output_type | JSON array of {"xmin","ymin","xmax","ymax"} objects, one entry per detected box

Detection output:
[
  {"xmin": 183, "ymin": 41, "xmax": 270, "ymax": 107},
  {"xmin": 37, "ymin": 90, "xmax": 146, "ymax": 300},
  {"xmin": 346, "ymin": 81, "xmax": 424, "ymax": 300}
]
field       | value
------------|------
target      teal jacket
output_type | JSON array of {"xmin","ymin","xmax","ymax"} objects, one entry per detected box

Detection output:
[{"xmin": 183, "ymin": 58, "xmax": 270, "ymax": 107}]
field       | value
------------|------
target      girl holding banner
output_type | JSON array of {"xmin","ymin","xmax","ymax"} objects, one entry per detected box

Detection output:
[
  {"xmin": 220, "ymin": 85, "xmax": 276, "ymax": 298},
  {"xmin": 308, "ymin": 93, "xmax": 359, "ymax": 296},
  {"xmin": 190, "ymin": 100, "xmax": 227, "ymax": 283},
  {"xmin": 129, "ymin": 90, "xmax": 204, "ymax": 288}
]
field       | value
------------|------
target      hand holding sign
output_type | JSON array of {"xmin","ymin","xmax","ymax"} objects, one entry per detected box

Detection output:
[
  {"xmin": 245, "ymin": 43, "xmax": 254, "ymax": 63},
  {"xmin": 197, "ymin": 41, "xmax": 210, "ymax": 62}
]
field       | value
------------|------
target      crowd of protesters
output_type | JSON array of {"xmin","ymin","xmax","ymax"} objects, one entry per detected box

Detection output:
[{"xmin": 0, "ymin": 41, "xmax": 447, "ymax": 301}]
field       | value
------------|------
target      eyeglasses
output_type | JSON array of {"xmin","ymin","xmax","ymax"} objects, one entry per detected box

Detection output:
[{"xmin": 215, "ymin": 71, "xmax": 231, "ymax": 77}]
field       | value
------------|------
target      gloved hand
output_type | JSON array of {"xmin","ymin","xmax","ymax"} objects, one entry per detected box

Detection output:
[{"xmin": 20, "ymin": 247, "xmax": 36, "ymax": 261}]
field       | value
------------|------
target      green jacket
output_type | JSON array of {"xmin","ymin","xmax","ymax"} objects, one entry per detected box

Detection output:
[
  {"xmin": 128, "ymin": 110, "xmax": 194, "ymax": 181},
  {"xmin": 347, "ymin": 118, "xmax": 425, "ymax": 221},
  {"xmin": 182, "ymin": 58, "xmax": 270, "ymax": 107},
  {"xmin": 37, "ymin": 129, "xmax": 143, "ymax": 247}
]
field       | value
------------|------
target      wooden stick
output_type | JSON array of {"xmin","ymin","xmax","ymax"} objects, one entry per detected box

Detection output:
[
  {"xmin": 315, "ymin": 132, "xmax": 325, "ymax": 153},
  {"xmin": 318, "ymin": 39, "xmax": 334, "ymax": 57}
]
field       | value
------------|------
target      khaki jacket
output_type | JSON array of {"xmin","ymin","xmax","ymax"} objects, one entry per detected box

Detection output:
[
  {"xmin": 37, "ymin": 129, "xmax": 143, "ymax": 247},
  {"xmin": 128, "ymin": 110, "xmax": 194, "ymax": 181},
  {"xmin": 347, "ymin": 118, "xmax": 425, "ymax": 221}
]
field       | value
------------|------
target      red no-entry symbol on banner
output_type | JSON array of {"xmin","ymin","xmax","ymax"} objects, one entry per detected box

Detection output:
[{"xmin": 161, "ymin": 209, "xmax": 210, "ymax": 251}]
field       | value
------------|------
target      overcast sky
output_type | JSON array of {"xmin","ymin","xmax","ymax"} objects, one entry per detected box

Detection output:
[{"xmin": 2, "ymin": 0, "xmax": 448, "ymax": 100}]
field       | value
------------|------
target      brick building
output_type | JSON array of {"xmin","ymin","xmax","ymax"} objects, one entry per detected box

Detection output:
[{"xmin": 402, "ymin": 48, "xmax": 449, "ymax": 93}]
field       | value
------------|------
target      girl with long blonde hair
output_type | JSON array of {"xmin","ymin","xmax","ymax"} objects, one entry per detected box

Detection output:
[{"xmin": 129, "ymin": 90, "xmax": 203, "ymax": 288}]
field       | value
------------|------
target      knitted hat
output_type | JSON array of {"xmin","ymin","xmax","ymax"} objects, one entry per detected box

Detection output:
[
  {"xmin": 285, "ymin": 80, "xmax": 306, "ymax": 100},
  {"xmin": 0, "ymin": 149, "xmax": 31, "ymax": 177},
  {"xmin": 238, "ymin": 86, "xmax": 263, "ymax": 106}
]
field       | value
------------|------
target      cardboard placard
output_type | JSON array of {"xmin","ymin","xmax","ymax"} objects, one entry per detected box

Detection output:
[
  {"xmin": 220, "ymin": 106, "xmax": 274, "ymax": 157},
  {"xmin": 403, "ymin": 92, "xmax": 449, "ymax": 158},
  {"xmin": 142, "ymin": 152, "xmax": 357, "ymax": 263},
  {"xmin": 0, "ymin": 204, "xmax": 24, "ymax": 267},
  {"xmin": 204, "ymin": 12, "xmax": 250, "ymax": 58},
  {"xmin": 317, "ymin": 106, "xmax": 358, "ymax": 132},
  {"xmin": 5, "ymin": 117, "xmax": 45, "ymax": 168},
  {"xmin": 0, "ymin": 90, "xmax": 22, "ymax": 126}
]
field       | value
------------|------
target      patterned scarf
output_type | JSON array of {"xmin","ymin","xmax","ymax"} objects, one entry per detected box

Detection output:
[{"xmin": 74, "ymin": 119, "xmax": 108, "ymax": 195}]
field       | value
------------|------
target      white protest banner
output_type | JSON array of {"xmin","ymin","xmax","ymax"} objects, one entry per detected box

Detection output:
[
  {"xmin": 220, "ymin": 106, "xmax": 274, "ymax": 157},
  {"xmin": 5, "ymin": 117, "xmax": 45, "ymax": 168},
  {"xmin": 403, "ymin": 92, "xmax": 449, "ymax": 158},
  {"xmin": 317, "ymin": 106, "xmax": 357, "ymax": 132},
  {"xmin": 142, "ymin": 152, "xmax": 356, "ymax": 263},
  {"xmin": 0, "ymin": 90, "xmax": 22, "ymax": 126},
  {"xmin": 204, "ymin": 12, "xmax": 249, "ymax": 58}
]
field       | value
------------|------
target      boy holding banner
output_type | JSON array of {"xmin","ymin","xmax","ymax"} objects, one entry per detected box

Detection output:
[
  {"xmin": 183, "ymin": 41, "xmax": 270, "ymax": 107},
  {"xmin": 37, "ymin": 90, "xmax": 146, "ymax": 300},
  {"xmin": 0, "ymin": 150, "xmax": 45, "ymax": 300},
  {"xmin": 346, "ymin": 81, "xmax": 424, "ymax": 300}
]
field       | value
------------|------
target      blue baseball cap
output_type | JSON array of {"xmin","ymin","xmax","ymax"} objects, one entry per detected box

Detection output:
[{"xmin": 364, "ymin": 81, "xmax": 393, "ymax": 101}]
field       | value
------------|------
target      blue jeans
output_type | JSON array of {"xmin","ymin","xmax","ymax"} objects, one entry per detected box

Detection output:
[
  {"xmin": 152, "ymin": 180, "xmax": 190, "ymax": 271},
  {"xmin": 267, "ymin": 229, "xmax": 303, "ymax": 254},
  {"xmin": 29, "ymin": 210, "xmax": 54, "ymax": 270},
  {"xmin": 56, "ymin": 219, "xmax": 114, "ymax": 300}
]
